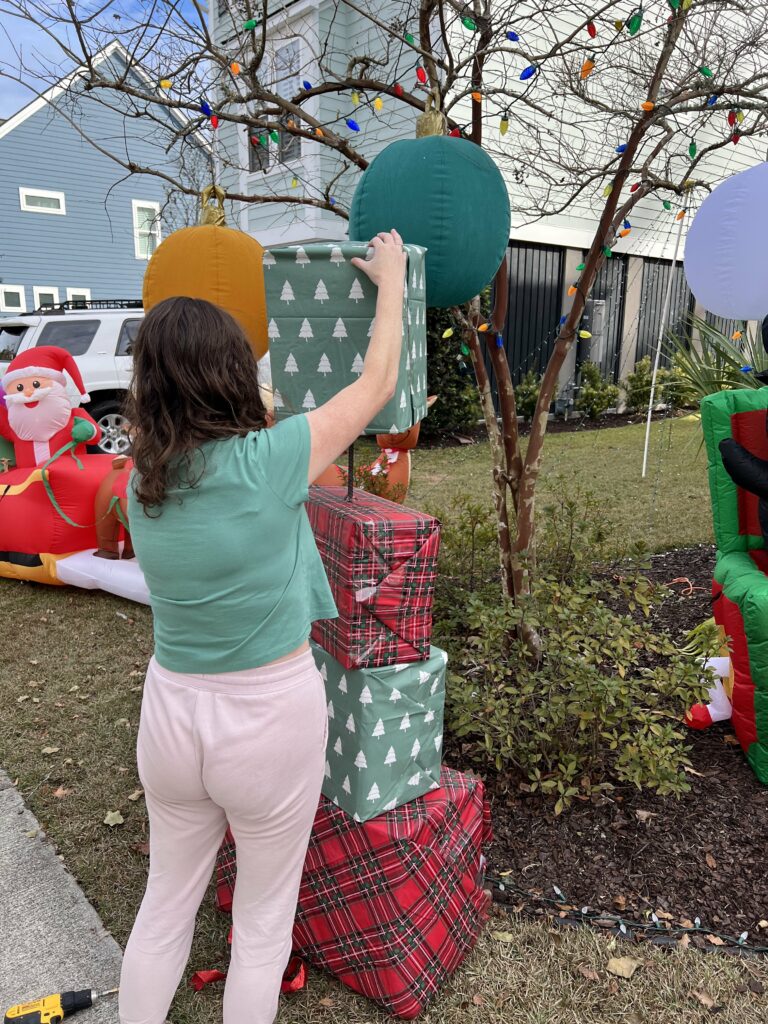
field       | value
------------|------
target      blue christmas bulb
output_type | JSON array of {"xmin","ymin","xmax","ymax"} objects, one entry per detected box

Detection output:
[
  {"xmin": 520, "ymin": 65, "xmax": 537, "ymax": 81},
  {"xmin": 506, "ymin": 30, "xmax": 519, "ymax": 41},
  {"xmin": 346, "ymin": 118, "xmax": 361, "ymax": 131}
]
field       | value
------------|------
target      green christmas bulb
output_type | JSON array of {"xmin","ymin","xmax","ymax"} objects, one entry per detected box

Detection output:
[
  {"xmin": 259, "ymin": 134, "xmax": 267, "ymax": 147},
  {"xmin": 699, "ymin": 66, "xmax": 713, "ymax": 78},
  {"xmin": 668, "ymin": 0, "xmax": 681, "ymax": 9},
  {"xmin": 576, "ymin": 262, "xmax": 586, "ymax": 271},
  {"xmin": 243, "ymin": 18, "xmax": 257, "ymax": 30},
  {"xmin": 688, "ymin": 140, "xmax": 697, "ymax": 158},
  {"xmin": 404, "ymin": 32, "xmax": 415, "ymax": 44},
  {"xmin": 270, "ymin": 130, "xmax": 279, "ymax": 143},
  {"xmin": 461, "ymin": 15, "xmax": 477, "ymax": 30},
  {"xmin": 627, "ymin": 9, "xmax": 643, "ymax": 35},
  {"xmin": 603, "ymin": 246, "xmax": 613, "ymax": 258},
  {"xmin": 460, "ymin": 343, "xmax": 470, "ymax": 356},
  {"xmin": 662, "ymin": 199, "xmax": 672, "ymax": 210}
]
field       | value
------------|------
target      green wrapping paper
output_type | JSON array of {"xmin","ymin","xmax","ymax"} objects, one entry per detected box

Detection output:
[
  {"xmin": 264, "ymin": 243, "xmax": 428, "ymax": 435},
  {"xmin": 312, "ymin": 641, "xmax": 446, "ymax": 821}
]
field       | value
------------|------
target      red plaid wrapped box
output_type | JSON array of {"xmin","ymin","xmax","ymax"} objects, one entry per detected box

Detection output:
[
  {"xmin": 215, "ymin": 767, "xmax": 492, "ymax": 1019},
  {"xmin": 307, "ymin": 485, "xmax": 440, "ymax": 669}
]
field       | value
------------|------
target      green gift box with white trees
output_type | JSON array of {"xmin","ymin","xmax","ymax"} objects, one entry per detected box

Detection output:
[
  {"xmin": 311, "ymin": 641, "xmax": 446, "ymax": 822},
  {"xmin": 263, "ymin": 243, "xmax": 429, "ymax": 436}
]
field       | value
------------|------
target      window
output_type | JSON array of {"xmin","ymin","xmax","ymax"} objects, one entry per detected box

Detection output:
[
  {"xmin": 66, "ymin": 288, "xmax": 91, "ymax": 306},
  {"xmin": 0, "ymin": 286, "xmax": 25, "ymax": 313},
  {"xmin": 274, "ymin": 41, "xmax": 301, "ymax": 165},
  {"xmin": 19, "ymin": 188, "xmax": 66, "ymax": 215},
  {"xmin": 132, "ymin": 201, "xmax": 161, "ymax": 260},
  {"xmin": 0, "ymin": 324, "xmax": 29, "ymax": 362},
  {"xmin": 33, "ymin": 286, "xmax": 60, "ymax": 310},
  {"xmin": 38, "ymin": 319, "xmax": 100, "ymax": 356},
  {"xmin": 116, "ymin": 318, "xmax": 141, "ymax": 357},
  {"xmin": 249, "ymin": 131, "xmax": 270, "ymax": 173}
]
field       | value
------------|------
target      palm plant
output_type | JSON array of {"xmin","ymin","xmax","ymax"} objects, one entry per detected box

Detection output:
[{"xmin": 667, "ymin": 317, "xmax": 768, "ymax": 405}]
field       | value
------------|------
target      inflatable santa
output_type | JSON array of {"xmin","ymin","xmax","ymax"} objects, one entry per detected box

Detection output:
[{"xmin": 0, "ymin": 346, "xmax": 100, "ymax": 465}]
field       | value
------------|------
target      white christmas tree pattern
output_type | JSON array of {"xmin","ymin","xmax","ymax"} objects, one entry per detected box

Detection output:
[
  {"xmin": 411, "ymin": 738, "xmax": 421, "ymax": 758},
  {"xmin": 327, "ymin": 700, "xmax": 335, "ymax": 718},
  {"xmin": 435, "ymin": 735, "xmax": 443, "ymax": 751},
  {"xmin": 295, "ymin": 246, "xmax": 310, "ymax": 267},
  {"xmin": 353, "ymin": 813, "xmax": 362, "ymax": 823},
  {"xmin": 263, "ymin": 250, "xmax": 276, "ymax": 268},
  {"xmin": 354, "ymin": 750, "xmax": 368, "ymax": 769},
  {"xmin": 419, "ymin": 271, "xmax": 425, "ymax": 290},
  {"xmin": 302, "ymin": 390, "xmax": 316, "ymax": 411},
  {"xmin": 317, "ymin": 354, "xmax": 332, "ymax": 376},
  {"xmin": 280, "ymin": 280, "xmax": 295, "ymax": 303},
  {"xmin": 349, "ymin": 278, "xmax": 364, "ymax": 303},
  {"xmin": 273, "ymin": 389, "xmax": 284, "ymax": 410},
  {"xmin": 384, "ymin": 799, "xmax": 397, "ymax": 811},
  {"xmin": 419, "ymin": 670, "xmax": 431, "ymax": 685},
  {"xmin": 268, "ymin": 319, "xmax": 280, "ymax": 340},
  {"xmin": 411, "ymin": 340, "xmax": 417, "ymax": 359},
  {"xmin": 333, "ymin": 318, "xmax": 347, "ymax": 339},
  {"xmin": 324, "ymin": 761, "xmax": 331, "ymax": 778},
  {"xmin": 330, "ymin": 246, "xmax": 345, "ymax": 266},
  {"xmin": 314, "ymin": 279, "xmax": 329, "ymax": 303},
  {"xmin": 441, "ymin": 650, "xmax": 448, "ymax": 664},
  {"xmin": 342, "ymin": 776, "xmax": 352, "ymax": 794},
  {"xmin": 384, "ymin": 746, "xmax": 397, "ymax": 766},
  {"xmin": 390, "ymin": 688, "xmax": 402, "ymax": 702},
  {"xmin": 408, "ymin": 772, "xmax": 421, "ymax": 786},
  {"xmin": 351, "ymin": 353, "xmax": 364, "ymax": 376},
  {"xmin": 284, "ymin": 354, "xmax": 298, "ymax": 376},
  {"xmin": 339, "ymin": 675, "xmax": 348, "ymax": 693},
  {"xmin": 367, "ymin": 783, "xmax": 381, "ymax": 802},
  {"xmin": 334, "ymin": 736, "xmax": 343, "ymax": 755},
  {"xmin": 424, "ymin": 708, "xmax": 435, "ymax": 724},
  {"xmin": 299, "ymin": 318, "xmax": 313, "ymax": 341},
  {"xmin": 431, "ymin": 679, "xmax": 440, "ymax": 695},
  {"xmin": 399, "ymin": 391, "xmax": 407, "ymax": 410},
  {"xmin": 372, "ymin": 718, "xmax": 385, "ymax": 738},
  {"xmin": 359, "ymin": 685, "xmax": 373, "ymax": 705},
  {"xmin": 319, "ymin": 662, "xmax": 328, "ymax": 679},
  {"xmin": 367, "ymin": 319, "xmax": 375, "ymax": 337},
  {"xmin": 345, "ymin": 713, "xmax": 355, "ymax": 733},
  {"xmin": 400, "ymin": 713, "xmax": 411, "ymax": 731},
  {"xmin": 412, "ymin": 267, "xmax": 418, "ymax": 289}
]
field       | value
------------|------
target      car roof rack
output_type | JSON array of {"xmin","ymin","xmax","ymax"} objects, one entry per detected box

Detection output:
[{"xmin": 28, "ymin": 299, "xmax": 144, "ymax": 315}]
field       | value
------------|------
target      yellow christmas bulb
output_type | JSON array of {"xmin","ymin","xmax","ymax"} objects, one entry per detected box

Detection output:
[
  {"xmin": 230, "ymin": 62, "xmax": 241, "ymax": 75},
  {"xmin": 736, "ymin": 109, "xmax": 745, "ymax": 123},
  {"xmin": 159, "ymin": 79, "xmax": 172, "ymax": 89},
  {"xmin": 500, "ymin": 116, "xmax": 509, "ymax": 135},
  {"xmin": 351, "ymin": 91, "xmax": 360, "ymax": 106},
  {"xmin": 603, "ymin": 184, "xmax": 613, "ymax": 197},
  {"xmin": 291, "ymin": 177, "xmax": 299, "ymax": 188},
  {"xmin": 682, "ymin": 0, "xmax": 693, "ymax": 8},
  {"xmin": 614, "ymin": 19, "xmax": 624, "ymax": 30},
  {"xmin": 676, "ymin": 209, "xmax": 686, "ymax": 221},
  {"xmin": 374, "ymin": 96, "xmax": 383, "ymax": 111},
  {"xmin": 578, "ymin": 330, "xmax": 592, "ymax": 339},
  {"xmin": 442, "ymin": 328, "xmax": 454, "ymax": 339}
]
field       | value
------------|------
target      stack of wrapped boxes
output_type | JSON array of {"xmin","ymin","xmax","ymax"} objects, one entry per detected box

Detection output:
[{"xmin": 215, "ymin": 243, "xmax": 491, "ymax": 1019}]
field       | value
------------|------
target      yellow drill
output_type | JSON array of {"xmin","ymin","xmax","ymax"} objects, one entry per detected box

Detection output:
[{"xmin": 4, "ymin": 989, "xmax": 118, "ymax": 1024}]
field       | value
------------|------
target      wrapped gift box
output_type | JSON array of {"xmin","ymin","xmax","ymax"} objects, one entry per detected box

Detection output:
[
  {"xmin": 215, "ymin": 767, "xmax": 493, "ymax": 1020},
  {"xmin": 264, "ymin": 243, "xmax": 428, "ymax": 435},
  {"xmin": 312, "ymin": 640, "xmax": 445, "ymax": 821},
  {"xmin": 307, "ymin": 485, "xmax": 440, "ymax": 669}
]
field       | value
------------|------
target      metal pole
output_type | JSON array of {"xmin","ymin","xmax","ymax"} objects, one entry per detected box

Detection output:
[{"xmin": 641, "ymin": 211, "xmax": 687, "ymax": 479}]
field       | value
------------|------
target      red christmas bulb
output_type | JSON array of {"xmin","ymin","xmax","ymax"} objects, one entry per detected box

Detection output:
[
  {"xmin": 416, "ymin": 66, "xmax": 427, "ymax": 84},
  {"xmin": 449, "ymin": 127, "xmax": 461, "ymax": 137},
  {"xmin": 394, "ymin": 82, "xmax": 404, "ymax": 97},
  {"xmin": 727, "ymin": 109, "xmax": 737, "ymax": 126},
  {"xmin": 630, "ymin": 182, "xmax": 641, "ymax": 193},
  {"xmin": 587, "ymin": 19, "xmax": 597, "ymax": 38},
  {"xmin": 210, "ymin": 114, "xmax": 219, "ymax": 129},
  {"xmin": 732, "ymin": 131, "xmax": 741, "ymax": 144}
]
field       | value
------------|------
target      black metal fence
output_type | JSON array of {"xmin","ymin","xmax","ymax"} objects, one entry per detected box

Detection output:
[
  {"xmin": 635, "ymin": 259, "xmax": 694, "ymax": 368},
  {"xmin": 577, "ymin": 255, "xmax": 627, "ymax": 382}
]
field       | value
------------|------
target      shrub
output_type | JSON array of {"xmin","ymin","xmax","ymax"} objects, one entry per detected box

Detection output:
[
  {"xmin": 575, "ymin": 361, "xmax": 620, "ymax": 419},
  {"xmin": 446, "ymin": 576, "xmax": 712, "ymax": 811},
  {"xmin": 621, "ymin": 355, "xmax": 693, "ymax": 413},
  {"xmin": 420, "ymin": 308, "xmax": 481, "ymax": 441},
  {"xmin": 514, "ymin": 370, "xmax": 559, "ymax": 420}
]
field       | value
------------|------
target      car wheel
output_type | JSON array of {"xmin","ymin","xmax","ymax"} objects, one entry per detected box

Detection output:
[{"xmin": 89, "ymin": 402, "xmax": 132, "ymax": 456}]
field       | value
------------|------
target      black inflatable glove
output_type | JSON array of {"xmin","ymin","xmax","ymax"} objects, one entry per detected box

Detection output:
[{"xmin": 719, "ymin": 437, "xmax": 768, "ymax": 501}]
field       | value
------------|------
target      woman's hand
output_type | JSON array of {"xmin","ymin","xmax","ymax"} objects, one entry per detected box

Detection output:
[{"xmin": 351, "ymin": 230, "xmax": 406, "ymax": 291}]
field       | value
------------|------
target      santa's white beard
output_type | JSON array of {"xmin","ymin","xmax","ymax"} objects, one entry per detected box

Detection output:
[{"xmin": 5, "ymin": 382, "xmax": 72, "ymax": 441}]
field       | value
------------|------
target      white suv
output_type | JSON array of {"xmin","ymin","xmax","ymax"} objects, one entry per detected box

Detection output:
[{"xmin": 0, "ymin": 300, "xmax": 272, "ymax": 454}]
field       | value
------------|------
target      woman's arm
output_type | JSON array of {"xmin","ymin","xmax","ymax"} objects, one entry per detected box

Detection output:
[{"xmin": 306, "ymin": 231, "xmax": 407, "ymax": 483}]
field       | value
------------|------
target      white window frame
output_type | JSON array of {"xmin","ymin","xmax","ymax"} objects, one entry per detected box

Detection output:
[
  {"xmin": 19, "ymin": 187, "xmax": 66, "ymax": 215},
  {"xmin": 0, "ymin": 286, "xmax": 26, "ymax": 313},
  {"xmin": 33, "ymin": 286, "xmax": 60, "ymax": 309},
  {"xmin": 246, "ymin": 38, "xmax": 303, "ymax": 178},
  {"xmin": 66, "ymin": 287, "xmax": 91, "ymax": 303},
  {"xmin": 132, "ymin": 200, "xmax": 162, "ymax": 260}
]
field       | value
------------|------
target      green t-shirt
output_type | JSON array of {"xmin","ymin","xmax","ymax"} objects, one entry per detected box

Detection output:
[{"xmin": 127, "ymin": 415, "xmax": 338, "ymax": 673}]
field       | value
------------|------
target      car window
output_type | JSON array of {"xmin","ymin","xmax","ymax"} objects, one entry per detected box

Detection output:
[
  {"xmin": 0, "ymin": 324, "xmax": 29, "ymax": 362},
  {"xmin": 116, "ymin": 318, "xmax": 142, "ymax": 357},
  {"xmin": 37, "ymin": 319, "xmax": 100, "ymax": 356}
]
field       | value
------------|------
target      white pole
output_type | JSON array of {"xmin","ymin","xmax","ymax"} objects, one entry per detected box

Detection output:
[{"xmin": 641, "ymin": 211, "xmax": 688, "ymax": 479}]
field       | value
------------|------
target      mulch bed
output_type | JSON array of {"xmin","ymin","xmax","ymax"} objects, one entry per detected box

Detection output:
[
  {"xmin": 467, "ymin": 545, "xmax": 768, "ymax": 941},
  {"xmin": 420, "ymin": 410, "xmax": 680, "ymax": 447}
]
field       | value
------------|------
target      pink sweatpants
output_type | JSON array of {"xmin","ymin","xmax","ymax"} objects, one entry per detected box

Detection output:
[{"xmin": 119, "ymin": 649, "xmax": 327, "ymax": 1024}]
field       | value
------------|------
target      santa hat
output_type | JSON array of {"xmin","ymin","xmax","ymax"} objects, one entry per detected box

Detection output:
[{"xmin": 1, "ymin": 346, "xmax": 90, "ymax": 402}]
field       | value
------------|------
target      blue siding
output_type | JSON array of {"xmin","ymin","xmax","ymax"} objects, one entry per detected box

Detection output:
[{"xmin": 0, "ymin": 66, "xmax": 201, "ymax": 309}]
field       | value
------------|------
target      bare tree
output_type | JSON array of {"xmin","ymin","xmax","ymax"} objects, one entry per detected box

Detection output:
[{"xmin": 3, "ymin": 0, "xmax": 768, "ymax": 644}]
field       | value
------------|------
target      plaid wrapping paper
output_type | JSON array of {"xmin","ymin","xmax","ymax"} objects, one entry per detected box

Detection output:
[
  {"xmin": 312, "ymin": 640, "xmax": 446, "ymax": 820},
  {"xmin": 215, "ymin": 767, "xmax": 493, "ymax": 1020},
  {"xmin": 264, "ymin": 243, "xmax": 428, "ymax": 436},
  {"xmin": 307, "ymin": 485, "xmax": 440, "ymax": 669}
]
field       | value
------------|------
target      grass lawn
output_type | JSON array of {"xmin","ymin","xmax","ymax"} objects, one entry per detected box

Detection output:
[{"xmin": 0, "ymin": 417, "xmax": 736, "ymax": 1024}]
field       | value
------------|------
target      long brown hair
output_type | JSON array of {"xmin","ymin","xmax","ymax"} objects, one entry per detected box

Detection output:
[{"xmin": 126, "ymin": 296, "xmax": 268, "ymax": 510}]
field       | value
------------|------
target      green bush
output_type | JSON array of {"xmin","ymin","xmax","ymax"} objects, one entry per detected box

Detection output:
[
  {"xmin": 514, "ymin": 370, "xmax": 558, "ymax": 420},
  {"xmin": 621, "ymin": 355, "xmax": 693, "ymax": 413},
  {"xmin": 420, "ymin": 308, "xmax": 481, "ymax": 441},
  {"xmin": 575, "ymin": 361, "xmax": 620, "ymax": 419},
  {"xmin": 446, "ymin": 576, "xmax": 711, "ymax": 811}
]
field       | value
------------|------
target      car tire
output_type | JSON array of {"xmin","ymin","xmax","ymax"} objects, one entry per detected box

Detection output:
[{"xmin": 88, "ymin": 400, "xmax": 132, "ymax": 456}]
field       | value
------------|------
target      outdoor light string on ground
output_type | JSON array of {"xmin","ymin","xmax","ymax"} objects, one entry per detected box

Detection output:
[{"xmin": 486, "ymin": 874, "xmax": 768, "ymax": 954}]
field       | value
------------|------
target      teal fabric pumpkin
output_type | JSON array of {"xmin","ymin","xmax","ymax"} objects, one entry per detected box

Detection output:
[{"xmin": 349, "ymin": 136, "xmax": 510, "ymax": 308}]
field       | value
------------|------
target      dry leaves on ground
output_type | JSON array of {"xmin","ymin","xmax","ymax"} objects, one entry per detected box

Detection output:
[
  {"xmin": 103, "ymin": 810, "xmax": 125, "ymax": 827},
  {"xmin": 606, "ymin": 957, "xmax": 643, "ymax": 979}
]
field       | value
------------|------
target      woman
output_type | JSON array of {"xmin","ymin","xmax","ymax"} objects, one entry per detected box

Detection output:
[{"xmin": 118, "ymin": 231, "xmax": 406, "ymax": 1024}]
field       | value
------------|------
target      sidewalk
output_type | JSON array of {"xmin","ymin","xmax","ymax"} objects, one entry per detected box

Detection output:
[{"xmin": 0, "ymin": 771, "xmax": 123, "ymax": 1017}]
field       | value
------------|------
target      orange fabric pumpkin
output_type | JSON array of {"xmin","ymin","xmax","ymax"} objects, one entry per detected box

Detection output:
[{"xmin": 142, "ymin": 225, "xmax": 269, "ymax": 358}]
